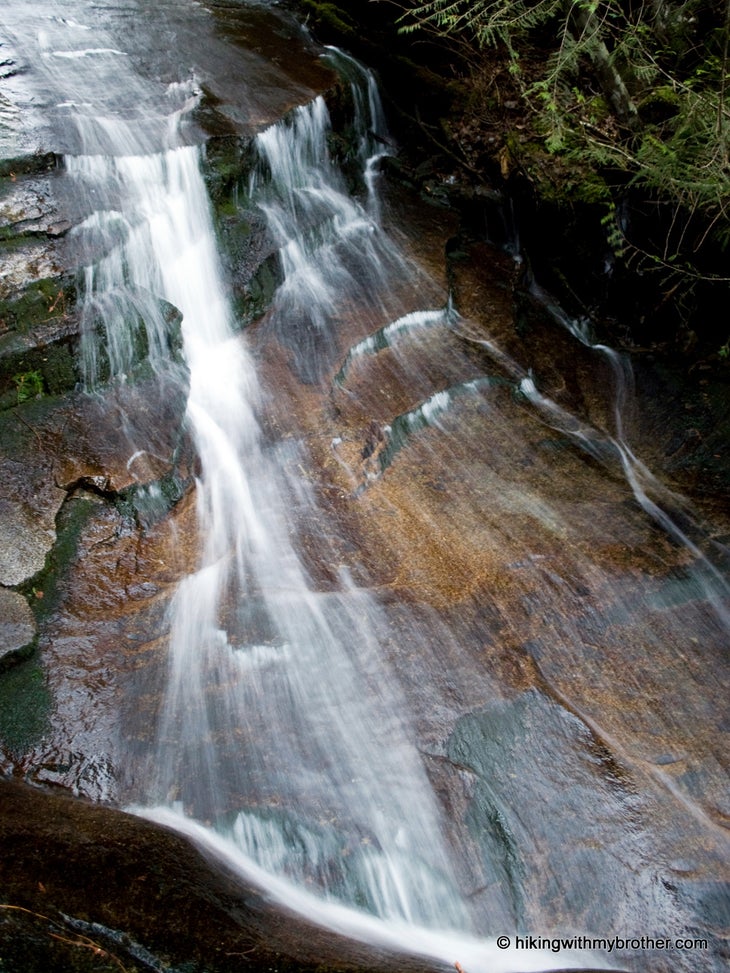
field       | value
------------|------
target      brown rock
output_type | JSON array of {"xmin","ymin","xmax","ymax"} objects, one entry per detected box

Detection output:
[{"xmin": 0, "ymin": 778, "xmax": 440, "ymax": 973}]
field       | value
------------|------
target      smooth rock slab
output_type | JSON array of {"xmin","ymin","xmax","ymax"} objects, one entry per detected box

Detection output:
[
  {"xmin": 0, "ymin": 498, "xmax": 58, "ymax": 587},
  {"xmin": 0, "ymin": 779, "xmax": 622, "ymax": 973},
  {"xmin": 0, "ymin": 778, "xmax": 443, "ymax": 973},
  {"xmin": 0, "ymin": 587, "xmax": 35, "ymax": 668}
]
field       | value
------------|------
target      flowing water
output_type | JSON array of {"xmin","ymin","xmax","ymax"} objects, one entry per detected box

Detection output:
[
  {"xmin": 0, "ymin": 0, "xmax": 507, "ymax": 962},
  {"xmin": 2, "ymin": 3, "xmax": 728, "ymax": 972},
  {"xmin": 66, "ymin": 83, "xmax": 471, "ymax": 948},
  {"xmin": 516, "ymin": 282, "xmax": 730, "ymax": 631}
]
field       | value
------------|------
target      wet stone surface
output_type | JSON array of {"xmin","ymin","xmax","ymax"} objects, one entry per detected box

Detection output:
[
  {"xmin": 0, "ymin": 777, "xmax": 450, "ymax": 973},
  {"xmin": 0, "ymin": 4, "xmax": 727, "ymax": 973},
  {"xmin": 0, "ymin": 588, "xmax": 35, "ymax": 669}
]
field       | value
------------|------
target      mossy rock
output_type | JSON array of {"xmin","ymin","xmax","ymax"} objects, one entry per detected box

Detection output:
[
  {"xmin": 17, "ymin": 492, "xmax": 99, "ymax": 626},
  {"xmin": 300, "ymin": 1, "xmax": 358, "ymax": 39},
  {"xmin": 0, "ymin": 342, "xmax": 79, "ymax": 409},
  {"xmin": 0, "ymin": 655, "xmax": 50, "ymax": 753},
  {"xmin": 638, "ymin": 85, "xmax": 682, "ymax": 125},
  {"xmin": 0, "ymin": 277, "xmax": 75, "ymax": 336},
  {"xmin": 203, "ymin": 134, "xmax": 256, "ymax": 208},
  {"xmin": 0, "ymin": 153, "xmax": 57, "ymax": 179}
]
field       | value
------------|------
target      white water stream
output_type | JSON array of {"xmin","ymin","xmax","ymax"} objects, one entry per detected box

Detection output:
[
  {"xmin": 55, "ymin": 31, "xmax": 607, "ymax": 969},
  {"xmin": 9, "ymin": 5, "xmax": 705, "ymax": 970},
  {"xmin": 71, "ymin": 114, "xmax": 470, "ymax": 927}
]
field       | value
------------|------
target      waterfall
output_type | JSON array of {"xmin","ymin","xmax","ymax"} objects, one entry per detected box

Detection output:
[
  {"xmin": 128, "ymin": 71, "xmax": 474, "ymax": 934},
  {"xmin": 5, "ymin": 6, "xmax": 617, "ymax": 967},
  {"xmin": 55, "ymin": 45, "xmax": 474, "ymax": 928}
]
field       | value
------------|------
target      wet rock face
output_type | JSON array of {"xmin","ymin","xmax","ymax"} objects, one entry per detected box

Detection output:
[
  {"xmin": 0, "ymin": 369, "xmax": 190, "ymax": 577},
  {"xmin": 0, "ymin": 778, "xmax": 443, "ymax": 973},
  {"xmin": 0, "ymin": 5, "xmax": 728, "ymax": 973},
  {"xmin": 0, "ymin": 589, "xmax": 35, "ymax": 670}
]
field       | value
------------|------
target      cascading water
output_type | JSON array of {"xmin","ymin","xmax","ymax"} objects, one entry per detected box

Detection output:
[
  {"xmin": 37, "ymin": 7, "xmax": 478, "ymax": 936},
  {"xmin": 247, "ymin": 74, "xmax": 410, "ymax": 384},
  {"xmin": 516, "ymin": 283, "xmax": 730, "ymax": 631},
  {"xmin": 12, "ymin": 5, "xmax": 714, "ymax": 970},
  {"xmin": 324, "ymin": 46, "xmax": 393, "ymax": 218}
]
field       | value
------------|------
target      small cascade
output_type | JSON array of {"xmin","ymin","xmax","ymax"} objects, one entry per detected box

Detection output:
[
  {"xmin": 377, "ymin": 377, "xmax": 501, "ymax": 475},
  {"xmin": 248, "ymin": 77, "xmax": 409, "ymax": 382},
  {"xmin": 70, "ymin": 144, "xmax": 200, "ymax": 389},
  {"xmin": 488, "ymin": 282, "xmax": 730, "ymax": 629},
  {"xmin": 323, "ymin": 46, "xmax": 392, "ymax": 217},
  {"xmin": 334, "ymin": 305, "xmax": 452, "ymax": 386}
]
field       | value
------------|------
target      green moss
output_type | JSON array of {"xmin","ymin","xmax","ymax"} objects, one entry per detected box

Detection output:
[
  {"xmin": 301, "ymin": 1, "xmax": 357, "ymax": 38},
  {"xmin": 19, "ymin": 494, "xmax": 98, "ymax": 625},
  {"xmin": 515, "ymin": 137, "xmax": 611, "ymax": 206},
  {"xmin": 0, "ymin": 276, "xmax": 74, "ymax": 334},
  {"xmin": 203, "ymin": 135, "xmax": 255, "ymax": 208},
  {"xmin": 12, "ymin": 368, "xmax": 44, "ymax": 403},
  {"xmin": 39, "ymin": 343, "xmax": 77, "ymax": 395},
  {"xmin": 0, "ymin": 655, "xmax": 51, "ymax": 754},
  {"xmin": 0, "ymin": 274, "xmax": 77, "ymax": 405},
  {"xmin": 586, "ymin": 95, "xmax": 610, "ymax": 125},
  {"xmin": 1, "ymin": 343, "xmax": 80, "ymax": 409},
  {"xmin": 216, "ymin": 198, "xmax": 239, "ymax": 218},
  {"xmin": 571, "ymin": 170, "xmax": 611, "ymax": 204}
]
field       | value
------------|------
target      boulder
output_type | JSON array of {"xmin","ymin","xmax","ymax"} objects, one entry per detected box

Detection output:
[
  {"xmin": 0, "ymin": 778, "xmax": 439, "ymax": 973},
  {"xmin": 0, "ymin": 588, "xmax": 35, "ymax": 670}
]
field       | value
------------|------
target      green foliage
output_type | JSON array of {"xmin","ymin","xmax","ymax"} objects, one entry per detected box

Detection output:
[
  {"xmin": 600, "ymin": 201, "xmax": 626, "ymax": 257},
  {"xmin": 398, "ymin": 0, "xmax": 564, "ymax": 48},
  {"xmin": 399, "ymin": 0, "xmax": 730, "ymax": 272},
  {"xmin": 13, "ymin": 369, "xmax": 44, "ymax": 403}
]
